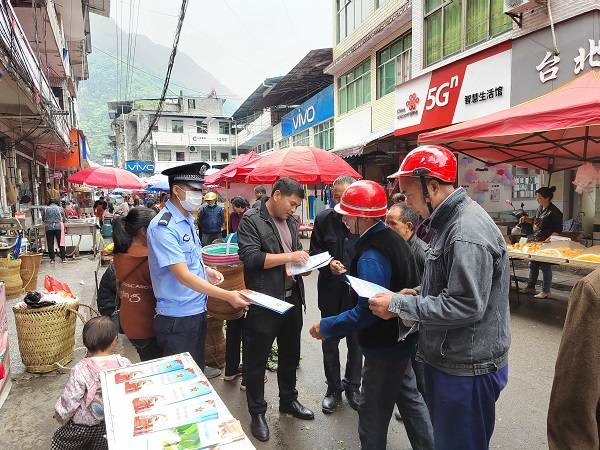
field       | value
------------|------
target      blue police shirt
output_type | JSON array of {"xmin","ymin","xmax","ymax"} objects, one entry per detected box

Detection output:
[{"xmin": 147, "ymin": 200, "xmax": 207, "ymax": 317}]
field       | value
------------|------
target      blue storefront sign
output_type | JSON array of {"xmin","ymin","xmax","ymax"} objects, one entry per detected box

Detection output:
[
  {"xmin": 281, "ymin": 85, "xmax": 334, "ymax": 138},
  {"xmin": 125, "ymin": 160, "xmax": 155, "ymax": 174}
]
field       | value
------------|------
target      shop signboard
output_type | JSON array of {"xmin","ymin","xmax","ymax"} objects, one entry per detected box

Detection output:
[
  {"xmin": 394, "ymin": 42, "xmax": 512, "ymax": 136},
  {"xmin": 281, "ymin": 85, "xmax": 334, "ymax": 138},
  {"xmin": 511, "ymin": 12, "xmax": 600, "ymax": 105},
  {"xmin": 125, "ymin": 160, "xmax": 155, "ymax": 174}
]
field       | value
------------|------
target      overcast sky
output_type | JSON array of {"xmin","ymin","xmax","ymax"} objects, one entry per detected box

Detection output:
[{"xmin": 110, "ymin": 0, "xmax": 333, "ymax": 99}]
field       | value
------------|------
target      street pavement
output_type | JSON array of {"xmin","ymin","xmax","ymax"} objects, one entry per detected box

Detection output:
[{"xmin": 0, "ymin": 248, "xmax": 571, "ymax": 449}]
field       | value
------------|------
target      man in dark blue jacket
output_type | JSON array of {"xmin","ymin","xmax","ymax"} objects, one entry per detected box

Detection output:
[
  {"xmin": 309, "ymin": 175, "xmax": 362, "ymax": 414},
  {"xmin": 198, "ymin": 191, "xmax": 224, "ymax": 246},
  {"xmin": 310, "ymin": 180, "xmax": 433, "ymax": 450}
]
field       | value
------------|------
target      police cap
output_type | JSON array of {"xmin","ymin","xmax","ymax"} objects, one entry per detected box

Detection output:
[{"xmin": 162, "ymin": 161, "xmax": 210, "ymax": 189}]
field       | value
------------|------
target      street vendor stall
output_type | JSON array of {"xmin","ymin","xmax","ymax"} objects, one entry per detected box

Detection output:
[
  {"xmin": 100, "ymin": 352, "xmax": 254, "ymax": 449},
  {"xmin": 418, "ymin": 70, "xmax": 600, "ymax": 303}
]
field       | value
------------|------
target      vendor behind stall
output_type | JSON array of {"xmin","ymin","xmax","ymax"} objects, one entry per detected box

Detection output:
[{"xmin": 520, "ymin": 186, "xmax": 563, "ymax": 298}]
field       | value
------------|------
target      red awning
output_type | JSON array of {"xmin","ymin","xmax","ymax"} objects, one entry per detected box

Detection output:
[
  {"xmin": 419, "ymin": 71, "xmax": 600, "ymax": 172},
  {"xmin": 245, "ymin": 146, "xmax": 362, "ymax": 184},
  {"xmin": 204, "ymin": 151, "xmax": 261, "ymax": 185}
]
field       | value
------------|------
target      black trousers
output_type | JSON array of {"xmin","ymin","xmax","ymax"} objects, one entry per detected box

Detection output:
[
  {"xmin": 46, "ymin": 229, "xmax": 66, "ymax": 261},
  {"xmin": 225, "ymin": 316, "xmax": 244, "ymax": 376},
  {"xmin": 359, "ymin": 356, "xmax": 434, "ymax": 450},
  {"xmin": 322, "ymin": 331, "xmax": 362, "ymax": 392},
  {"xmin": 129, "ymin": 337, "xmax": 163, "ymax": 362},
  {"xmin": 154, "ymin": 312, "xmax": 207, "ymax": 369},
  {"xmin": 243, "ymin": 290, "xmax": 303, "ymax": 415}
]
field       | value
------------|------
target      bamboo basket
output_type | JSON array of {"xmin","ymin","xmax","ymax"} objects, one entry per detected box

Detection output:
[
  {"xmin": 205, "ymin": 316, "xmax": 225, "ymax": 369},
  {"xmin": 0, "ymin": 258, "xmax": 23, "ymax": 299},
  {"xmin": 207, "ymin": 263, "xmax": 245, "ymax": 320},
  {"xmin": 12, "ymin": 298, "xmax": 81, "ymax": 373},
  {"xmin": 19, "ymin": 253, "xmax": 42, "ymax": 292}
]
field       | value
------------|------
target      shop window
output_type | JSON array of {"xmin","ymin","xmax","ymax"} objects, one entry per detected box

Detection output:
[
  {"xmin": 219, "ymin": 121, "xmax": 230, "ymax": 135},
  {"xmin": 171, "ymin": 120, "xmax": 184, "ymax": 133},
  {"xmin": 292, "ymin": 130, "xmax": 310, "ymax": 147},
  {"xmin": 176, "ymin": 152, "xmax": 185, "ymax": 161},
  {"xmin": 338, "ymin": 59, "xmax": 371, "ymax": 115},
  {"xmin": 336, "ymin": 0, "xmax": 370, "ymax": 43},
  {"xmin": 201, "ymin": 150, "xmax": 211, "ymax": 160},
  {"xmin": 279, "ymin": 138, "xmax": 290, "ymax": 149},
  {"xmin": 196, "ymin": 121, "xmax": 208, "ymax": 134},
  {"xmin": 157, "ymin": 149, "xmax": 171, "ymax": 161},
  {"xmin": 377, "ymin": 32, "xmax": 412, "ymax": 98},
  {"xmin": 221, "ymin": 152, "xmax": 229, "ymax": 161},
  {"xmin": 424, "ymin": 0, "xmax": 511, "ymax": 67},
  {"xmin": 313, "ymin": 119, "xmax": 335, "ymax": 150}
]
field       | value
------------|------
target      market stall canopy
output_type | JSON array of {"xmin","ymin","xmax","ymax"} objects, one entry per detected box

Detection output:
[
  {"xmin": 67, "ymin": 166, "xmax": 147, "ymax": 190},
  {"xmin": 145, "ymin": 174, "xmax": 169, "ymax": 192},
  {"xmin": 245, "ymin": 146, "xmax": 362, "ymax": 184},
  {"xmin": 418, "ymin": 70, "xmax": 600, "ymax": 172},
  {"xmin": 205, "ymin": 151, "xmax": 261, "ymax": 185}
]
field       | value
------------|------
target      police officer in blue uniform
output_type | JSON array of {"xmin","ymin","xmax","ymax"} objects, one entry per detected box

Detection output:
[{"xmin": 147, "ymin": 162, "xmax": 249, "ymax": 374}]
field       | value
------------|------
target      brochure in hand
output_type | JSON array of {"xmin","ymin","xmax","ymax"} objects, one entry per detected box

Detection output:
[
  {"xmin": 286, "ymin": 251, "xmax": 333, "ymax": 276},
  {"xmin": 345, "ymin": 274, "xmax": 393, "ymax": 298},
  {"xmin": 240, "ymin": 289, "xmax": 293, "ymax": 314}
]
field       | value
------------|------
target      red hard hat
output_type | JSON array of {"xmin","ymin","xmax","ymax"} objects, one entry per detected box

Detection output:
[
  {"xmin": 334, "ymin": 180, "xmax": 388, "ymax": 218},
  {"xmin": 389, "ymin": 145, "xmax": 457, "ymax": 183}
]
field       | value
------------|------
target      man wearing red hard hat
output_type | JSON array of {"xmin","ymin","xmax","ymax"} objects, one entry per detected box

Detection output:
[
  {"xmin": 309, "ymin": 180, "xmax": 434, "ymax": 450},
  {"xmin": 369, "ymin": 145, "xmax": 511, "ymax": 450}
]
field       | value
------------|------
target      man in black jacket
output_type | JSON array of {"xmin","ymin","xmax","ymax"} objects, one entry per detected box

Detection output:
[
  {"xmin": 309, "ymin": 176, "xmax": 362, "ymax": 414},
  {"xmin": 237, "ymin": 177, "xmax": 314, "ymax": 442}
]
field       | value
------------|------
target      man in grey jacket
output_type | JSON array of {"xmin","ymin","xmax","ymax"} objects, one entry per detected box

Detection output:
[{"xmin": 369, "ymin": 145, "xmax": 511, "ymax": 450}]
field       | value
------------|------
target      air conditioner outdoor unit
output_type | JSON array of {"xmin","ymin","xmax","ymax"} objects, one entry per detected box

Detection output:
[
  {"xmin": 189, "ymin": 146, "xmax": 197, "ymax": 152},
  {"xmin": 504, "ymin": 0, "xmax": 542, "ymax": 15}
]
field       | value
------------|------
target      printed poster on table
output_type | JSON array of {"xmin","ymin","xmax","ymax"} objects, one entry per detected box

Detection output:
[
  {"xmin": 133, "ymin": 398, "xmax": 219, "ymax": 436},
  {"xmin": 132, "ymin": 380, "xmax": 212, "ymax": 414},
  {"xmin": 115, "ymin": 358, "xmax": 185, "ymax": 384},
  {"xmin": 152, "ymin": 419, "xmax": 246, "ymax": 450}
]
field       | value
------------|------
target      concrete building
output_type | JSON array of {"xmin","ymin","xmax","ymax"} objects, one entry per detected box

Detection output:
[
  {"xmin": 108, "ymin": 94, "xmax": 235, "ymax": 176},
  {"xmin": 233, "ymin": 49, "xmax": 333, "ymax": 154},
  {"xmin": 327, "ymin": 0, "xmax": 599, "ymax": 232},
  {"xmin": 0, "ymin": 0, "xmax": 109, "ymax": 218}
]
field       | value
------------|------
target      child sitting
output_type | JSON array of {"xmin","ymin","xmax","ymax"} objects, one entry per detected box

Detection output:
[{"xmin": 52, "ymin": 316, "xmax": 130, "ymax": 450}]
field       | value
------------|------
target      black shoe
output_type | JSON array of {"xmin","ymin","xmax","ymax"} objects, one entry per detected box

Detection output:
[
  {"xmin": 345, "ymin": 389, "xmax": 361, "ymax": 411},
  {"xmin": 250, "ymin": 413, "xmax": 269, "ymax": 442},
  {"xmin": 322, "ymin": 389, "xmax": 342, "ymax": 414},
  {"xmin": 279, "ymin": 399, "xmax": 315, "ymax": 420}
]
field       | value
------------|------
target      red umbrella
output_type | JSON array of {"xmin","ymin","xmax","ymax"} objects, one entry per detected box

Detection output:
[
  {"xmin": 245, "ymin": 146, "xmax": 362, "ymax": 184},
  {"xmin": 419, "ymin": 71, "xmax": 600, "ymax": 172},
  {"xmin": 67, "ymin": 166, "xmax": 147, "ymax": 190},
  {"xmin": 205, "ymin": 151, "xmax": 261, "ymax": 185}
]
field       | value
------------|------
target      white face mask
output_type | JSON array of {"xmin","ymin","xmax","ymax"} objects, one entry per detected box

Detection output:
[{"xmin": 175, "ymin": 187, "xmax": 203, "ymax": 212}]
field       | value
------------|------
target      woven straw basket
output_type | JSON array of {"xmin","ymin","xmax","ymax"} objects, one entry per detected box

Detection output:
[{"xmin": 13, "ymin": 298, "xmax": 81, "ymax": 373}]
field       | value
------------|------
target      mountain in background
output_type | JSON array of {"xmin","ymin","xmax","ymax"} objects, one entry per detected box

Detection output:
[{"xmin": 78, "ymin": 15, "xmax": 240, "ymax": 161}]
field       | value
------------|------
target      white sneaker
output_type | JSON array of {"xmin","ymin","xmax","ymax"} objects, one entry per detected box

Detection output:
[{"xmin": 534, "ymin": 291, "xmax": 550, "ymax": 299}]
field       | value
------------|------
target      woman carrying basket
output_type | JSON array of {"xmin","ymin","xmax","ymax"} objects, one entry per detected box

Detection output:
[{"xmin": 112, "ymin": 207, "xmax": 162, "ymax": 361}]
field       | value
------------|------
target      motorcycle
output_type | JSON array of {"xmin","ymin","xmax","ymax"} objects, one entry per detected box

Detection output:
[{"xmin": 505, "ymin": 199, "xmax": 532, "ymax": 244}]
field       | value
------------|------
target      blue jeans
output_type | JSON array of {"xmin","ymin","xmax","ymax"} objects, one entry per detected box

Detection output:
[
  {"xmin": 527, "ymin": 261, "xmax": 553, "ymax": 292},
  {"xmin": 358, "ymin": 356, "xmax": 434, "ymax": 450},
  {"xmin": 424, "ymin": 364, "xmax": 508, "ymax": 450}
]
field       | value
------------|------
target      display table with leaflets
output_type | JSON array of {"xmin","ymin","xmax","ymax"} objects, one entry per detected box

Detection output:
[
  {"xmin": 101, "ymin": 352, "xmax": 254, "ymax": 450},
  {"xmin": 507, "ymin": 240, "xmax": 600, "ymax": 305}
]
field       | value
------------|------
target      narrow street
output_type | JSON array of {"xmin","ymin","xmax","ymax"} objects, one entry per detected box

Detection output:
[{"xmin": 0, "ymin": 247, "xmax": 569, "ymax": 450}]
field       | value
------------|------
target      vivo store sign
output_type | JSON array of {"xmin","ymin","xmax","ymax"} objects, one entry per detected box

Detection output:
[
  {"xmin": 281, "ymin": 85, "xmax": 334, "ymax": 138},
  {"xmin": 394, "ymin": 44, "xmax": 512, "ymax": 135}
]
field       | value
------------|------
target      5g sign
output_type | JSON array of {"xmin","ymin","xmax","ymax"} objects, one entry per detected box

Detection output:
[{"xmin": 425, "ymin": 75, "xmax": 460, "ymax": 110}]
